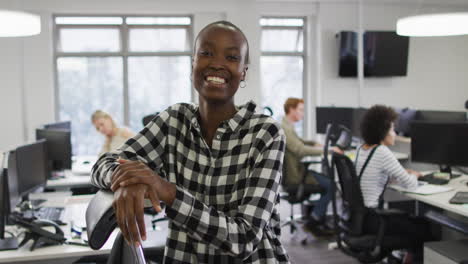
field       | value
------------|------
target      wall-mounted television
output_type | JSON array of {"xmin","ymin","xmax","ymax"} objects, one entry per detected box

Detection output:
[{"xmin": 338, "ymin": 31, "xmax": 409, "ymax": 77}]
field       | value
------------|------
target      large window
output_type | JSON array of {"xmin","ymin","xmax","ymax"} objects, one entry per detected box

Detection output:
[
  {"xmin": 260, "ymin": 17, "xmax": 305, "ymax": 128},
  {"xmin": 54, "ymin": 16, "xmax": 193, "ymax": 155}
]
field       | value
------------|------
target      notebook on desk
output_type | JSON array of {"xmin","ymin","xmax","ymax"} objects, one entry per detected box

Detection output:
[{"xmin": 391, "ymin": 184, "xmax": 453, "ymax": 195}]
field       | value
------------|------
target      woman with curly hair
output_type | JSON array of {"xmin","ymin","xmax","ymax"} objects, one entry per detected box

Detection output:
[{"xmin": 356, "ymin": 105, "xmax": 433, "ymax": 262}]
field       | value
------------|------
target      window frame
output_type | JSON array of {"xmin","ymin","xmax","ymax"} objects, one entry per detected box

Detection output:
[
  {"xmin": 260, "ymin": 16, "xmax": 308, "ymax": 133},
  {"xmin": 53, "ymin": 14, "xmax": 194, "ymax": 126}
]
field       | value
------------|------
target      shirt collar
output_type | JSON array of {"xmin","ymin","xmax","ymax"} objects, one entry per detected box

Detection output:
[
  {"xmin": 189, "ymin": 100, "xmax": 257, "ymax": 132},
  {"xmin": 227, "ymin": 100, "xmax": 256, "ymax": 132}
]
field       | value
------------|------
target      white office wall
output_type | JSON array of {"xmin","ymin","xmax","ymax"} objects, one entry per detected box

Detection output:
[
  {"xmin": 1, "ymin": 0, "xmax": 468, "ymax": 150},
  {"xmin": 319, "ymin": 2, "xmax": 468, "ymax": 110},
  {"xmin": 0, "ymin": 38, "xmax": 24, "ymax": 151}
]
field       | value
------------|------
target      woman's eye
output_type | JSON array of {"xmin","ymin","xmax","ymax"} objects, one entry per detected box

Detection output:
[
  {"xmin": 200, "ymin": 50, "xmax": 211, "ymax": 56},
  {"xmin": 227, "ymin": 55, "xmax": 240, "ymax": 61}
]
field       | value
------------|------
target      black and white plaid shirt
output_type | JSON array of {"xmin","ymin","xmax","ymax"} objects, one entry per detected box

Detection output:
[{"xmin": 92, "ymin": 101, "xmax": 290, "ymax": 264}]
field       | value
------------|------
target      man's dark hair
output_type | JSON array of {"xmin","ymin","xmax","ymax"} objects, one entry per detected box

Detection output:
[
  {"xmin": 194, "ymin": 20, "xmax": 250, "ymax": 65},
  {"xmin": 360, "ymin": 105, "xmax": 398, "ymax": 145}
]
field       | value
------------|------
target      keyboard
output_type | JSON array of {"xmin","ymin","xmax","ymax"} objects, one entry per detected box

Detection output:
[
  {"xmin": 418, "ymin": 172, "xmax": 461, "ymax": 185},
  {"xmin": 35, "ymin": 207, "xmax": 66, "ymax": 225},
  {"xmin": 419, "ymin": 174, "xmax": 449, "ymax": 185}
]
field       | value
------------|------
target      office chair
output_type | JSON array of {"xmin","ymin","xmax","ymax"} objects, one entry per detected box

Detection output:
[
  {"xmin": 322, "ymin": 123, "xmax": 352, "ymax": 178},
  {"xmin": 85, "ymin": 190, "xmax": 166, "ymax": 264},
  {"xmin": 330, "ymin": 152, "xmax": 412, "ymax": 263},
  {"xmin": 281, "ymin": 150, "xmax": 325, "ymax": 243},
  {"xmin": 142, "ymin": 112, "xmax": 160, "ymax": 127}
]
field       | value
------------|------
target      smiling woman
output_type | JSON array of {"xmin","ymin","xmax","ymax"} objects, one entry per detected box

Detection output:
[{"xmin": 91, "ymin": 21, "xmax": 290, "ymax": 263}]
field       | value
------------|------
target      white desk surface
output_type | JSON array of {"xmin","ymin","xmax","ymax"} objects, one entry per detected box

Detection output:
[
  {"xmin": 46, "ymin": 170, "xmax": 92, "ymax": 188},
  {"xmin": 301, "ymin": 150, "xmax": 409, "ymax": 163},
  {"xmin": 0, "ymin": 192, "xmax": 168, "ymax": 263},
  {"xmin": 391, "ymin": 175, "xmax": 468, "ymax": 218}
]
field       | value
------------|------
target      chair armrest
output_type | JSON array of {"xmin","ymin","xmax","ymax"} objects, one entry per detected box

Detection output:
[
  {"xmin": 86, "ymin": 190, "xmax": 117, "ymax": 250},
  {"xmin": 371, "ymin": 208, "xmax": 408, "ymax": 252}
]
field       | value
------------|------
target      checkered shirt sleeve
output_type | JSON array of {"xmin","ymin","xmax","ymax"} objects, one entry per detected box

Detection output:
[{"xmin": 91, "ymin": 101, "xmax": 290, "ymax": 263}]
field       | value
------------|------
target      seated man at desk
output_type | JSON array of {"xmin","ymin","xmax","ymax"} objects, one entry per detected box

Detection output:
[
  {"xmin": 355, "ymin": 105, "xmax": 434, "ymax": 261},
  {"xmin": 281, "ymin": 97, "xmax": 340, "ymax": 235}
]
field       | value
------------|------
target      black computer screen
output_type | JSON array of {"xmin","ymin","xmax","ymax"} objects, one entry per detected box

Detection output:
[
  {"xmin": 6, "ymin": 151, "xmax": 20, "ymax": 211},
  {"xmin": 351, "ymin": 107, "xmax": 367, "ymax": 138},
  {"xmin": 316, "ymin": 107, "xmax": 354, "ymax": 134},
  {"xmin": 411, "ymin": 122, "xmax": 468, "ymax": 167},
  {"xmin": 0, "ymin": 168, "xmax": 7, "ymax": 239},
  {"xmin": 415, "ymin": 110, "xmax": 466, "ymax": 122},
  {"xmin": 43, "ymin": 121, "xmax": 71, "ymax": 131},
  {"xmin": 14, "ymin": 140, "xmax": 49, "ymax": 198},
  {"xmin": 36, "ymin": 129, "xmax": 72, "ymax": 170}
]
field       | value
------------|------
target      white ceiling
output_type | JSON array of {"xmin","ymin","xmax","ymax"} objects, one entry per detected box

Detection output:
[{"xmin": 255, "ymin": 0, "xmax": 468, "ymax": 6}]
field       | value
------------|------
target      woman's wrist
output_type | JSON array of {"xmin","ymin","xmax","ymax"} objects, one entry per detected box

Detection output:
[{"xmin": 157, "ymin": 179, "xmax": 176, "ymax": 206}]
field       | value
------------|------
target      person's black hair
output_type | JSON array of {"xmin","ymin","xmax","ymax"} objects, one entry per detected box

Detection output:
[
  {"xmin": 194, "ymin": 20, "xmax": 250, "ymax": 65},
  {"xmin": 360, "ymin": 105, "xmax": 398, "ymax": 145}
]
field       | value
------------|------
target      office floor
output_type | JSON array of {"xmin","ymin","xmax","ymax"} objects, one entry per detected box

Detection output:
[
  {"xmin": 278, "ymin": 202, "xmax": 360, "ymax": 264},
  {"xmin": 278, "ymin": 201, "xmax": 361, "ymax": 264}
]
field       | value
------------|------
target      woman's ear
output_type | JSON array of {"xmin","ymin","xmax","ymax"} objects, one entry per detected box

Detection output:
[{"xmin": 241, "ymin": 67, "xmax": 248, "ymax": 81}]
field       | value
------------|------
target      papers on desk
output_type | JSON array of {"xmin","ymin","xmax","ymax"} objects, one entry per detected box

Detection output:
[{"xmin": 392, "ymin": 184, "xmax": 453, "ymax": 195}]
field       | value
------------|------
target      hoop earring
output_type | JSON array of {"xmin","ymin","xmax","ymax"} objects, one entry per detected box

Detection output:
[{"xmin": 240, "ymin": 80, "xmax": 246, "ymax": 88}]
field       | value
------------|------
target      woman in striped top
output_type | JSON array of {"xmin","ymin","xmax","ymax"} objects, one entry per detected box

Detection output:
[{"xmin": 356, "ymin": 105, "xmax": 433, "ymax": 262}]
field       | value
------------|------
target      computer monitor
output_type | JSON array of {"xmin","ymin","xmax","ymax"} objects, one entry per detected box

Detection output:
[
  {"xmin": 6, "ymin": 151, "xmax": 20, "ymax": 213},
  {"xmin": 0, "ymin": 155, "xmax": 18, "ymax": 250},
  {"xmin": 0, "ymin": 155, "xmax": 8, "ymax": 240},
  {"xmin": 415, "ymin": 110, "xmax": 466, "ymax": 123},
  {"xmin": 11, "ymin": 140, "xmax": 49, "ymax": 201},
  {"xmin": 351, "ymin": 107, "xmax": 367, "ymax": 138},
  {"xmin": 316, "ymin": 107, "xmax": 354, "ymax": 134},
  {"xmin": 36, "ymin": 129, "xmax": 72, "ymax": 171},
  {"xmin": 411, "ymin": 121, "xmax": 468, "ymax": 175},
  {"xmin": 43, "ymin": 121, "xmax": 71, "ymax": 131}
]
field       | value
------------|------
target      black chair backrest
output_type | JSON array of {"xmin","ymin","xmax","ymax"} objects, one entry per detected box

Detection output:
[
  {"xmin": 142, "ymin": 112, "xmax": 160, "ymax": 127},
  {"xmin": 331, "ymin": 152, "xmax": 367, "ymax": 236},
  {"xmin": 335, "ymin": 126, "xmax": 352, "ymax": 150},
  {"xmin": 322, "ymin": 123, "xmax": 352, "ymax": 177}
]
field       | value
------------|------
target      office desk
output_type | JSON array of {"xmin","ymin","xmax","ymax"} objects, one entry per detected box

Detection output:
[
  {"xmin": 390, "ymin": 175, "xmax": 468, "ymax": 218},
  {"xmin": 0, "ymin": 192, "xmax": 168, "ymax": 264},
  {"xmin": 46, "ymin": 170, "xmax": 92, "ymax": 190},
  {"xmin": 46, "ymin": 156, "xmax": 97, "ymax": 190},
  {"xmin": 301, "ymin": 150, "xmax": 409, "ymax": 164}
]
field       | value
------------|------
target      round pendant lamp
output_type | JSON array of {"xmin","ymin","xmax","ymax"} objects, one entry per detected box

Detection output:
[
  {"xmin": 0, "ymin": 10, "xmax": 41, "ymax": 37},
  {"xmin": 397, "ymin": 12, "xmax": 468, "ymax": 37}
]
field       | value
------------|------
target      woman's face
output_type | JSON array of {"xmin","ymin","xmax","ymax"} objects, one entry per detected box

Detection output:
[
  {"xmin": 93, "ymin": 117, "xmax": 114, "ymax": 137},
  {"xmin": 382, "ymin": 122, "xmax": 396, "ymax": 146},
  {"xmin": 192, "ymin": 24, "xmax": 248, "ymax": 104}
]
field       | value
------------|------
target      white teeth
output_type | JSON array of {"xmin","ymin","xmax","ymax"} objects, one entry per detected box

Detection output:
[{"xmin": 206, "ymin": 76, "xmax": 226, "ymax": 84}]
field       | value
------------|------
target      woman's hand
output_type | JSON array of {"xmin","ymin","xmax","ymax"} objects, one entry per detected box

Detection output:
[
  {"xmin": 406, "ymin": 169, "xmax": 423, "ymax": 178},
  {"xmin": 111, "ymin": 159, "xmax": 163, "ymax": 210},
  {"xmin": 110, "ymin": 159, "xmax": 176, "ymax": 244},
  {"xmin": 113, "ymin": 184, "xmax": 150, "ymax": 246}
]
